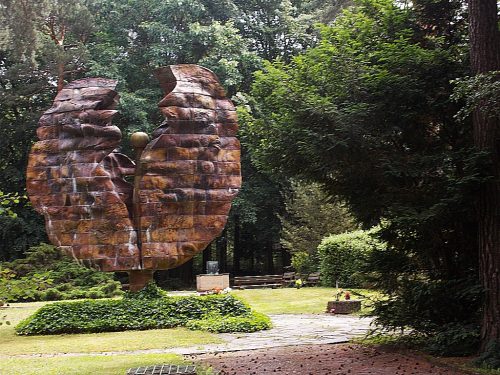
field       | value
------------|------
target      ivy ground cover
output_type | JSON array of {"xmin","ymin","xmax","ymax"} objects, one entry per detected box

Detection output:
[{"xmin": 15, "ymin": 293, "xmax": 271, "ymax": 335}]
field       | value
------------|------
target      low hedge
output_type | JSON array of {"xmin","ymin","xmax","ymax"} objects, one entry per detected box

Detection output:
[
  {"xmin": 186, "ymin": 311, "xmax": 271, "ymax": 333},
  {"xmin": 15, "ymin": 293, "xmax": 271, "ymax": 335}
]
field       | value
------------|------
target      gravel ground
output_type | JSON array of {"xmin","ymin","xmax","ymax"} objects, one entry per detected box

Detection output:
[{"xmin": 194, "ymin": 344, "xmax": 480, "ymax": 375}]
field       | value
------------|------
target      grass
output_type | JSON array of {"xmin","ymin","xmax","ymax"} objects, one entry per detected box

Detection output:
[
  {"xmin": 5, "ymin": 287, "xmax": 497, "ymax": 375},
  {"xmin": 0, "ymin": 301, "xmax": 222, "ymax": 356},
  {"xmin": 0, "ymin": 287, "xmax": 377, "ymax": 374},
  {"xmin": 0, "ymin": 353, "xmax": 186, "ymax": 375},
  {"xmin": 0, "ymin": 287, "xmax": 374, "ymax": 358},
  {"xmin": 232, "ymin": 287, "xmax": 380, "ymax": 315}
]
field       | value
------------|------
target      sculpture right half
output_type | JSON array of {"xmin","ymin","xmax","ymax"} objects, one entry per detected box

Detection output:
[{"xmin": 137, "ymin": 65, "xmax": 241, "ymax": 270}]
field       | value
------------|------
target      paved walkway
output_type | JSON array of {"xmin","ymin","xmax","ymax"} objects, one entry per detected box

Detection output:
[
  {"xmin": 211, "ymin": 314, "xmax": 373, "ymax": 353},
  {"xmin": 2, "ymin": 314, "xmax": 373, "ymax": 358}
]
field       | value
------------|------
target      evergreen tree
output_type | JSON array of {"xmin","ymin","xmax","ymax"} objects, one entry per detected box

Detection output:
[
  {"xmin": 246, "ymin": 0, "xmax": 488, "ymax": 345},
  {"xmin": 467, "ymin": 0, "xmax": 500, "ymax": 352},
  {"xmin": 280, "ymin": 181, "xmax": 357, "ymax": 272}
]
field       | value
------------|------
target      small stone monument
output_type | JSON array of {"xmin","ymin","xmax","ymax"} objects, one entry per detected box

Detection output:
[
  {"xmin": 196, "ymin": 261, "xmax": 229, "ymax": 292},
  {"xmin": 327, "ymin": 288, "xmax": 361, "ymax": 314},
  {"xmin": 326, "ymin": 300, "xmax": 361, "ymax": 314}
]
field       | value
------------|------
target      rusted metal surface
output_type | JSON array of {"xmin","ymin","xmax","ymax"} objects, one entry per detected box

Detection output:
[
  {"xmin": 137, "ymin": 65, "xmax": 241, "ymax": 270},
  {"xmin": 26, "ymin": 65, "xmax": 241, "ymax": 273}
]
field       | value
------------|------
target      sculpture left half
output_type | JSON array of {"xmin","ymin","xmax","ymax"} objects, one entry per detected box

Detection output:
[{"xmin": 26, "ymin": 78, "xmax": 142, "ymax": 273}]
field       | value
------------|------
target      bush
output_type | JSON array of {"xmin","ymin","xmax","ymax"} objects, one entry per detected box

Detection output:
[
  {"xmin": 291, "ymin": 251, "xmax": 317, "ymax": 275},
  {"xmin": 372, "ymin": 278, "xmax": 482, "ymax": 333},
  {"xmin": 475, "ymin": 340, "xmax": 500, "ymax": 369},
  {"xmin": 0, "ymin": 243, "xmax": 123, "ymax": 302},
  {"xmin": 15, "ymin": 294, "xmax": 270, "ymax": 335},
  {"xmin": 425, "ymin": 323, "xmax": 480, "ymax": 356},
  {"xmin": 186, "ymin": 311, "xmax": 271, "ymax": 333},
  {"xmin": 370, "ymin": 277, "xmax": 482, "ymax": 356},
  {"xmin": 124, "ymin": 282, "xmax": 168, "ymax": 300},
  {"xmin": 318, "ymin": 229, "xmax": 385, "ymax": 288}
]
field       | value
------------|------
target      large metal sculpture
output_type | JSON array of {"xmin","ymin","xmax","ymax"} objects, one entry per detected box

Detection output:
[{"xmin": 26, "ymin": 65, "xmax": 241, "ymax": 290}]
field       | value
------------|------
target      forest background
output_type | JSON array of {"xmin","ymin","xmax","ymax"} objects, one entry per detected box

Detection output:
[{"xmin": 1, "ymin": 0, "xmax": 500, "ymax": 362}]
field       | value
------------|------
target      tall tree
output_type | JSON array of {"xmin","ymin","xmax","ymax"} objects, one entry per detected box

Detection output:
[
  {"xmin": 280, "ymin": 181, "xmax": 357, "ymax": 265},
  {"xmin": 0, "ymin": 0, "xmax": 93, "ymax": 260},
  {"xmin": 84, "ymin": 0, "xmax": 262, "ymax": 134},
  {"xmin": 468, "ymin": 0, "xmax": 500, "ymax": 350},
  {"xmin": 246, "ymin": 0, "xmax": 487, "ymax": 342},
  {"xmin": 232, "ymin": 0, "xmax": 316, "ymax": 61}
]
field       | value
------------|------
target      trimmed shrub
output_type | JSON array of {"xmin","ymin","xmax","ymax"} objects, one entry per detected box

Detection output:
[
  {"xmin": 186, "ymin": 311, "xmax": 271, "ymax": 333},
  {"xmin": 318, "ymin": 229, "xmax": 385, "ymax": 288},
  {"xmin": 15, "ymin": 294, "xmax": 270, "ymax": 335}
]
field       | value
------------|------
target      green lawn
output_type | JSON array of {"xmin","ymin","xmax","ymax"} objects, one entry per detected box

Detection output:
[
  {"xmin": 0, "ymin": 301, "xmax": 222, "ymax": 356},
  {"xmin": 0, "ymin": 287, "xmax": 378, "ymax": 375},
  {"xmin": 0, "ymin": 353, "xmax": 186, "ymax": 375},
  {"xmin": 233, "ymin": 287, "xmax": 379, "ymax": 315}
]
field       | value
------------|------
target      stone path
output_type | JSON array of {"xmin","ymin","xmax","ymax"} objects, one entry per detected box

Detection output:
[
  {"xmin": 1, "ymin": 314, "xmax": 373, "ymax": 359},
  {"xmin": 210, "ymin": 314, "xmax": 373, "ymax": 353}
]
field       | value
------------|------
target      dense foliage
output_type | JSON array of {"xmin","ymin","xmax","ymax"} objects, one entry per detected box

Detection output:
[
  {"xmin": 0, "ymin": 244, "xmax": 122, "ymax": 302},
  {"xmin": 2, "ymin": 0, "xmax": 500, "ymax": 362},
  {"xmin": 15, "ymin": 293, "xmax": 271, "ymax": 335},
  {"xmin": 318, "ymin": 229, "xmax": 384, "ymax": 288},
  {"xmin": 243, "ymin": 0, "xmax": 495, "ymax": 357},
  {"xmin": 185, "ymin": 311, "xmax": 271, "ymax": 333},
  {"xmin": 370, "ymin": 277, "xmax": 482, "ymax": 356},
  {"xmin": 0, "ymin": 0, "xmax": 342, "ymax": 275},
  {"xmin": 280, "ymin": 181, "xmax": 357, "ymax": 274}
]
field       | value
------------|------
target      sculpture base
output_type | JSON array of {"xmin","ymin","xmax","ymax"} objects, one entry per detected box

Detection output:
[
  {"xmin": 196, "ymin": 273, "xmax": 230, "ymax": 292},
  {"xmin": 128, "ymin": 270, "xmax": 154, "ymax": 292}
]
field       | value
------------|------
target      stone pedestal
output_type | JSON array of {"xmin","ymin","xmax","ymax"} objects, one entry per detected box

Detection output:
[
  {"xmin": 196, "ymin": 273, "xmax": 230, "ymax": 292},
  {"xmin": 128, "ymin": 270, "xmax": 154, "ymax": 292},
  {"xmin": 326, "ymin": 300, "xmax": 361, "ymax": 314}
]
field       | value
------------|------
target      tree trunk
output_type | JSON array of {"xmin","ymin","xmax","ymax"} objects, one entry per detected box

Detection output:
[
  {"xmin": 216, "ymin": 228, "xmax": 228, "ymax": 273},
  {"xmin": 202, "ymin": 242, "xmax": 213, "ymax": 273},
  {"xmin": 179, "ymin": 258, "xmax": 194, "ymax": 285},
  {"xmin": 468, "ymin": 0, "xmax": 500, "ymax": 350},
  {"xmin": 57, "ymin": 61, "xmax": 65, "ymax": 92},
  {"xmin": 165, "ymin": 258, "xmax": 194, "ymax": 287},
  {"xmin": 266, "ymin": 240, "xmax": 274, "ymax": 274},
  {"xmin": 249, "ymin": 248, "xmax": 255, "ymax": 274},
  {"xmin": 281, "ymin": 248, "xmax": 291, "ymax": 269},
  {"xmin": 233, "ymin": 214, "xmax": 241, "ymax": 274}
]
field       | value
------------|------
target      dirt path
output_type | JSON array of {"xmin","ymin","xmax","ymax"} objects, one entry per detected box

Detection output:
[{"xmin": 194, "ymin": 344, "xmax": 479, "ymax": 375}]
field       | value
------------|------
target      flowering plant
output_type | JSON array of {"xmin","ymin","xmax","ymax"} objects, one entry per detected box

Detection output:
[
  {"xmin": 334, "ymin": 288, "xmax": 344, "ymax": 301},
  {"xmin": 199, "ymin": 287, "xmax": 232, "ymax": 296}
]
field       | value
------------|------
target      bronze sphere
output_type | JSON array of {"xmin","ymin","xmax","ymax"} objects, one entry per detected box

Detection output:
[{"xmin": 130, "ymin": 132, "xmax": 150, "ymax": 149}]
